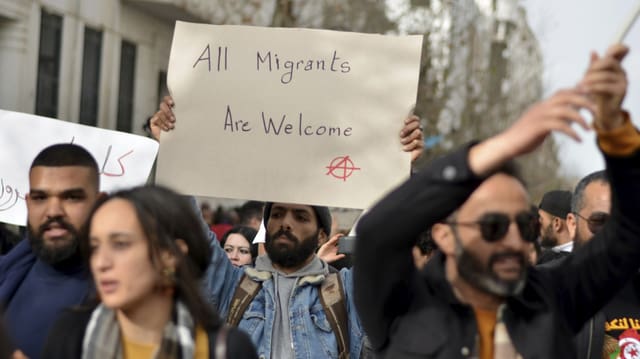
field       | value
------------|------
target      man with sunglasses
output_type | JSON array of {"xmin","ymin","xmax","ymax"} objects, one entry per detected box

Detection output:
[
  {"xmin": 354, "ymin": 44, "xmax": 639, "ymax": 358},
  {"xmin": 567, "ymin": 170, "xmax": 610, "ymax": 251},
  {"xmin": 567, "ymin": 169, "xmax": 633, "ymax": 359}
]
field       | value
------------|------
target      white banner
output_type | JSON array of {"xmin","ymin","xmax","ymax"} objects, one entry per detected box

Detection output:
[{"xmin": 0, "ymin": 110, "xmax": 159, "ymax": 225}]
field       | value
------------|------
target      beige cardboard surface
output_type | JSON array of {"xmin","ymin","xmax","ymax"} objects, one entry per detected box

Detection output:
[{"xmin": 156, "ymin": 22, "xmax": 422, "ymax": 209}]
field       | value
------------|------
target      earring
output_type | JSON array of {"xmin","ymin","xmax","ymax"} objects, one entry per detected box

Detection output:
[{"xmin": 161, "ymin": 267, "xmax": 176, "ymax": 296}]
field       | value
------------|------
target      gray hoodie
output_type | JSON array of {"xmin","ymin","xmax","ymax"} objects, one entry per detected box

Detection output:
[{"xmin": 254, "ymin": 254, "xmax": 328, "ymax": 359}]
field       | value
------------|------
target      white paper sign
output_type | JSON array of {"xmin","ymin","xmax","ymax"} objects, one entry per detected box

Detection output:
[
  {"xmin": 157, "ymin": 22, "xmax": 423, "ymax": 209},
  {"xmin": 0, "ymin": 110, "xmax": 159, "ymax": 225}
]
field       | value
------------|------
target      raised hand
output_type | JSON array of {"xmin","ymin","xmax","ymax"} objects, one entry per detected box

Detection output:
[
  {"xmin": 317, "ymin": 233, "xmax": 346, "ymax": 264},
  {"xmin": 400, "ymin": 114, "xmax": 424, "ymax": 163},
  {"xmin": 580, "ymin": 44, "xmax": 628, "ymax": 130},
  {"xmin": 469, "ymin": 88, "xmax": 595, "ymax": 176},
  {"xmin": 149, "ymin": 95, "xmax": 176, "ymax": 141}
]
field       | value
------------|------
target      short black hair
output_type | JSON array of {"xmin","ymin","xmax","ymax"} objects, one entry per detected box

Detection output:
[
  {"xmin": 415, "ymin": 229, "xmax": 437, "ymax": 256},
  {"xmin": 491, "ymin": 160, "xmax": 526, "ymax": 188},
  {"xmin": 571, "ymin": 170, "xmax": 609, "ymax": 213},
  {"xmin": 30, "ymin": 143, "xmax": 100, "ymax": 189},
  {"xmin": 239, "ymin": 201, "xmax": 264, "ymax": 225}
]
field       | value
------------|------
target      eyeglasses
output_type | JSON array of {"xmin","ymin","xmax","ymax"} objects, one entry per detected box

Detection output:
[
  {"xmin": 573, "ymin": 211, "xmax": 609, "ymax": 234},
  {"xmin": 447, "ymin": 211, "xmax": 539, "ymax": 243}
]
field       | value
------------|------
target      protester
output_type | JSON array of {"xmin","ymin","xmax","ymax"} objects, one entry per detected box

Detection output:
[
  {"xmin": 536, "ymin": 190, "xmax": 573, "ymax": 264},
  {"xmin": 42, "ymin": 185, "xmax": 257, "ymax": 358},
  {"xmin": 0, "ymin": 144, "xmax": 103, "ymax": 359},
  {"xmin": 354, "ymin": 44, "xmax": 640, "ymax": 358},
  {"xmin": 238, "ymin": 201, "xmax": 264, "ymax": 231},
  {"xmin": 150, "ymin": 96, "xmax": 424, "ymax": 358},
  {"xmin": 220, "ymin": 225, "xmax": 258, "ymax": 266},
  {"xmin": 200, "ymin": 201, "xmax": 215, "ymax": 227},
  {"xmin": 567, "ymin": 171, "xmax": 610, "ymax": 252}
]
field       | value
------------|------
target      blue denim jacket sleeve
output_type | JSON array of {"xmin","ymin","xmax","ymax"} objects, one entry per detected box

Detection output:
[
  {"xmin": 341, "ymin": 267, "xmax": 365, "ymax": 358},
  {"xmin": 188, "ymin": 196, "xmax": 243, "ymax": 315}
]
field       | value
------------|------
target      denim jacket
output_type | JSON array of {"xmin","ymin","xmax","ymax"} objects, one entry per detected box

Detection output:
[{"xmin": 202, "ymin": 230, "xmax": 364, "ymax": 359}]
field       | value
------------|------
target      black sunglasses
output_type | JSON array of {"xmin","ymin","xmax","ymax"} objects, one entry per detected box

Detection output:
[
  {"xmin": 447, "ymin": 211, "xmax": 539, "ymax": 243},
  {"xmin": 574, "ymin": 211, "xmax": 609, "ymax": 234}
]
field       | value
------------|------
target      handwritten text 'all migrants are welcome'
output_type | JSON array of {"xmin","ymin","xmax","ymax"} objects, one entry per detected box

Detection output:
[{"xmin": 193, "ymin": 45, "xmax": 354, "ymax": 137}]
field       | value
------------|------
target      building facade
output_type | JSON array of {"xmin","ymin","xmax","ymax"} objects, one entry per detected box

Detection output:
[{"xmin": 0, "ymin": 0, "xmax": 224, "ymax": 134}]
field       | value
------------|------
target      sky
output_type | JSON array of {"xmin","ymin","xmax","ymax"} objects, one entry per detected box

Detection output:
[{"xmin": 521, "ymin": 0, "xmax": 640, "ymax": 179}]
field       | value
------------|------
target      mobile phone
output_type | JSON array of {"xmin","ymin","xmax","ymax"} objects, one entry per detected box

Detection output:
[{"xmin": 337, "ymin": 236, "xmax": 357, "ymax": 255}]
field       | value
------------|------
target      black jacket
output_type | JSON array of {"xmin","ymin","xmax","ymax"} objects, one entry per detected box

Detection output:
[
  {"xmin": 575, "ymin": 275, "xmax": 640, "ymax": 359},
  {"xmin": 41, "ymin": 306, "xmax": 258, "ymax": 359},
  {"xmin": 354, "ymin": 144, "xmax": 640, "ymax": 358}
]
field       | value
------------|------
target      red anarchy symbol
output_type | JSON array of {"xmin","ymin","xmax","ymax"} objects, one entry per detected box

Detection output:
[{"xmin": 325, "ymin": 156, "xmax": 360, "ymax": 181}]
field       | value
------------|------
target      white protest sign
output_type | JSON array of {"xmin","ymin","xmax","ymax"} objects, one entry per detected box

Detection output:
[
  {"xmin": 0, "ymin": 110, "xmax": 159, "ymax": 225},
  {"xmin": 157, "ymin": 22, "xmax": 422, "ymax": 209}
]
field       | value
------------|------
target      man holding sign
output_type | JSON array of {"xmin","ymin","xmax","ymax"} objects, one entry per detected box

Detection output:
[{"xmin": 151, "ymin": 90, "xmax": 422, "ymax": 359}]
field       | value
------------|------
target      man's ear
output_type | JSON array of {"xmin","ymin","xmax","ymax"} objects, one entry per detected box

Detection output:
[
  {"xmin": 431, "ymin": 223, "xmax": 455, "ymax": 256},
  {"xmin": 566, "ymin": 213, "xmax": 577, "ymax": 241},
  {"xmin": 318, "ymin": 230, "xmax": 328, "ymax": 246},
  {"xmin": 552, "ymin": 217, "xmax": 563, "ymax": 232}
]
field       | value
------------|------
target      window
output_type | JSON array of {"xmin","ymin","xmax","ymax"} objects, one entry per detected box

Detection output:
[
  {"xmin": 35, "ymin": 10, "xmax": 62, "ymax": 118},
  {"xmin": 117, "ymin": 40, "xmax": 136, "ymax": 132},
  {"xmin": 79, "ymin": 27, "xmax": 102, "ymax": 126}
]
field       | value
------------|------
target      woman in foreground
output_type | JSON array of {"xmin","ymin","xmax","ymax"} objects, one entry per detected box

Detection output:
[{"xmin": 43, "ymin": 185, "xmax": 257, "ymax": 359}]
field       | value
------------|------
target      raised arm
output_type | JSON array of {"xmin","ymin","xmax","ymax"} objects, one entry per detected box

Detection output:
[
  {"xmin": 541, "ymin": 44, "xmax": 640, "ymax": 331},
  {"xmin": 354, "ymin": 86, "xmax": 595, "ymax": 350}
]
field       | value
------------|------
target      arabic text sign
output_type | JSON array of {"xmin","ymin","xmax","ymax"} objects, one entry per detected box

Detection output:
[
  {"xmin": 157, "ymin": 23, "xmax": 422, "ymax": 209},
  {"xmin": 0, "ymin": 110, "xmax": 159, "ymax": 225}
]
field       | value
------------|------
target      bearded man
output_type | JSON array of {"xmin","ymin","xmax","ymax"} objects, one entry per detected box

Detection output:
[
  {"xmin": 0, "ymin": 144, "xmax": 102, "ymax": 359},
  {"xmin": 354, "ymin": 44, "xmax": 640, "ymax": 358},
  {"xmin": 203, "ymin": 200, "xmax": 365, "ymax": 359}
]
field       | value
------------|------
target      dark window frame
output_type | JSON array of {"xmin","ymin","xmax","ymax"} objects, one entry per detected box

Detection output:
[
  {"xmin": 116, "ymin": 40, "xmax": 137, "ymax": 132},
  {"xmin": 79, "ymin": 26, "xmax": 103, "ymax": 126},
  {"xmin": 35, "ymin": 9, "xmax": 63, "ymax": 118}
]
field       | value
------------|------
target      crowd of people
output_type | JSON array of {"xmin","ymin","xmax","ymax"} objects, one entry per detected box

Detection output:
[{"xmin": 0, "ymin": 42, "xmax": 637, "ymax": 359}]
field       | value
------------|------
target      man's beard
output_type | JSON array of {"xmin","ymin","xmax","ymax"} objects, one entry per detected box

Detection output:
[
  {"xmin": 539, "ymin": 224, "xmax": 558, "ymax": 248},
  {"xmin": 265, "ymin": 228, "xmax": 319, "ymax": 269},
  {"xmin": 28, "ymin": 217, "xmax": 80, "ymax": 265},
  {"xmin": 455, "ymin": 239, "xmax": 527, "ymax": 297},
  {"xmin": 572, "ymin": 226, "xmax": 591, "ymax": 251}
]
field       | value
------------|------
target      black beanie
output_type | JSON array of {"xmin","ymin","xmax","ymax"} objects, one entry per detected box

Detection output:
[
  {"xmin": 263, "ymin": 202, "xmax": 332, "ymax": 236},
  {"xmin": 538, "ymin": 190, "xmax": 572, "ymax": 219}
]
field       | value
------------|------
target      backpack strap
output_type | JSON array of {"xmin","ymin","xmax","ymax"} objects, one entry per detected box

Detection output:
[
  {"xmin": 319, "ymin": 273, "xmax": 350, "ymax": 359},
  {"xmin": 226, "ymin": 274, "xmax": 261, "ymax": 326}
]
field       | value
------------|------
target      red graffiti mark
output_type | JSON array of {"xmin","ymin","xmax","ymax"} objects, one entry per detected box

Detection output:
[
  {"xmin": 101, "ymin": 147, "xmax": 134, "ymax": 177},
  {"xmin": 325, "ymin": 156, "xmax": 360, "ymax": 182}
]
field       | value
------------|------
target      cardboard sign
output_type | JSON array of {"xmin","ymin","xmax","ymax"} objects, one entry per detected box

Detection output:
[
  {"xmin": 157, "ymin": 22, "xmax": 422, "ymax": 209},
  {"xmin": 0, "ymin": 110, "xmax": 159, "ymax": 225}
]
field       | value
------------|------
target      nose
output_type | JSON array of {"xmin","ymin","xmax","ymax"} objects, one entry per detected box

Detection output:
[
  {"xmin": 503, "ymin": 221, "xmax": 525, "ymax": 248},
  {"xmin": 45, "ymin": 197, "xmax": 64, "ymax": 220},
  {"xmin": 91, "ymin": 246, "xmax": 112, "ymax": 273},
  {"xmin": 280, "ymin": 212, "xmax": 294, "ymax": 231}
]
